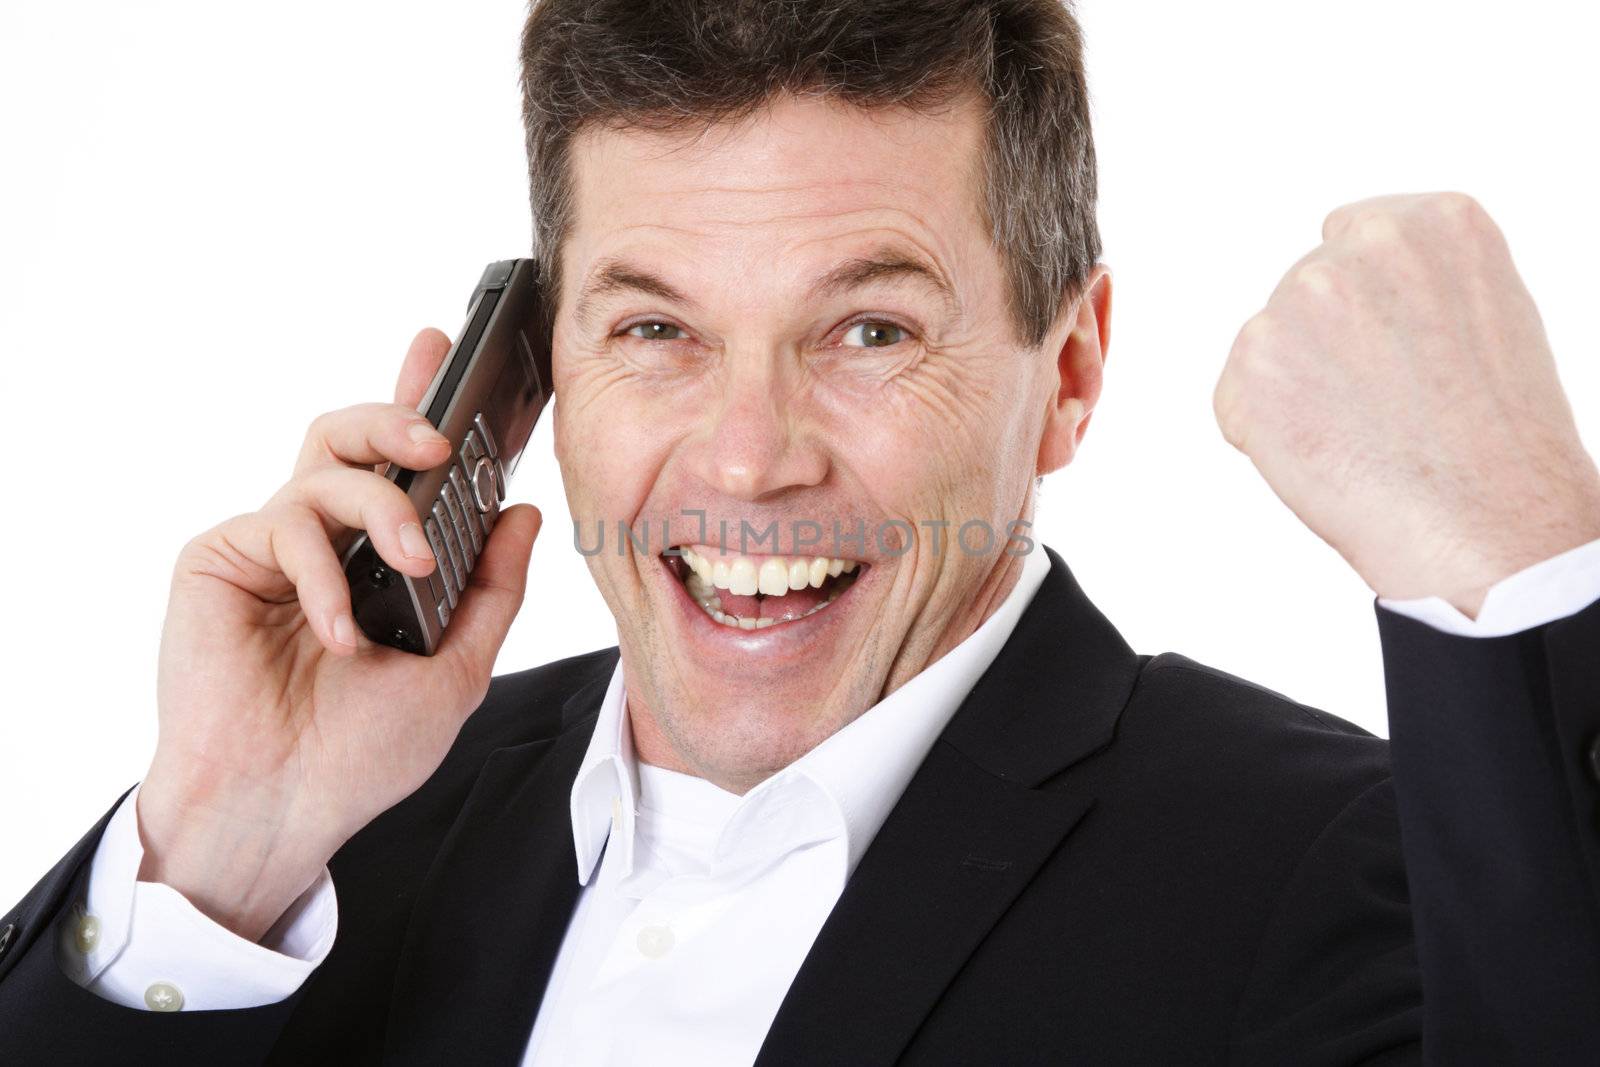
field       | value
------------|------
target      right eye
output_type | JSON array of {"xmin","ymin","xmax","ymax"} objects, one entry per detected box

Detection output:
[{"xmin": 625, "ymin": 321, "xmax": 684, "ymax": 341}]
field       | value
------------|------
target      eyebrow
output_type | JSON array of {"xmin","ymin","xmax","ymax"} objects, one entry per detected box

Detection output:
[
  {"xmin": 571, "ymin": 243, "xmax": 958, "ymax": 330},
  {"xmin": 808, "ymin": 246, "xmax": 957, "ymax": 313},
  {"xmin": 572, "ymin": 258, "xmax": 699, "ymax": 332}
]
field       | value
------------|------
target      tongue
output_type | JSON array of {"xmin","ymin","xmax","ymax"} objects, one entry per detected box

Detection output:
[{"xmin": 718, "ymin": 581, "xmax": 832, "ymax": 621}]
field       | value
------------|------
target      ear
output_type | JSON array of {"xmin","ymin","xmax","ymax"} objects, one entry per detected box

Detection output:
[{"xmin": 1035, "ymin": 265, "xmax": 1112, "ymax": 476}]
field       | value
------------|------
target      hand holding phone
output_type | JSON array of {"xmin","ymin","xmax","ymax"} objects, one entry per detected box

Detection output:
[
  {"xmin": 134, "ymin": 262, "xmax": 549, "ymax": 943},
  {"xmin": 344, "ymin": 259, "xmax": 553, "ymax": 654}
]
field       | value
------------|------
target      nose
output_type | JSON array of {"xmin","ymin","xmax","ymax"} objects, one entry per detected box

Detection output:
[{"xmin": 687, "ymin": 357, "xmax": 829, "ymax": 501}]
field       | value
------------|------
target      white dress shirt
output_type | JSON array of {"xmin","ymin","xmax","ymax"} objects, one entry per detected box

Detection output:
[{"xmin": 56, "ymin": 540, "xmax": 1600, "ymax": 1054}]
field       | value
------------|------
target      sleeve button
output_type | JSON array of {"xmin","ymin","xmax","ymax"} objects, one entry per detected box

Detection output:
[{"xmin": 144, "ymin": 981, "xmax": 184, "ymax": 1012}]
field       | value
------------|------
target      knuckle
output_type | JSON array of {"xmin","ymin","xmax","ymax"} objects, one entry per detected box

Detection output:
[
  {"xmin": 257, "ymin": 502, "xmax": 311, "ymax": 548},
  {"xmin": 1212, "ymin": 380, "xmax": 1251, "ymax": 450},
  {"xmin": 1211, "ymin": 372, "xmax": 1238, "ymax": 428},
  {"xmin": 1320, "ymin": 203, "xmax": 1353, "ymax": 241},
  {"xmin": 287, "ymin": 469, "xmax": 350, "ymax": 516},
  {"xmin": 1289, "ymin": 260, "xmax": 1341, "ymax": 300},
  {"xmin": 370, "ymin": 471, "xmax": 414, "ymax": 512},
  {"xmin": 305, "ymin": 409, "xmax": 338, "ymax": 443},
  {"xmin": 1428, "ymin": 190, "xmax": 1482, "ymax": 222},
  {"xmin": 1353, "ymin": 211, "xmax": 1401, "ymax": 249},
  {"xmin": 1229, "ymin": 312, "xmax": 1278, "ymax": 365},
  {"xmin": 1424, "ymin": 192, "xmax": 1498, "ymax": 245},
  {"xmin": 175, "ymin": 529, "xmax": 215, "ymax": 570}
]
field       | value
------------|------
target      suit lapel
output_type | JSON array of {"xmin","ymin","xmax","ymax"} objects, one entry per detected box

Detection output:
[
  {"xmin": 755, "ymin": 744, "xmax": 1094, "ymax": 1066},
  {"xmin": 756, "ymin": 548, "xmax": 1142, "ymax": 1066},
  {"xmin": 383, "ymin": 675, "xmax": 610, "ymax": 1066}
]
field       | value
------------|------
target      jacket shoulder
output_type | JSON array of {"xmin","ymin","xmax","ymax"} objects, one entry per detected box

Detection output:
[
  {"xmin": 455, "ymin": 646, "xmax": 619, "ymax": 753},
  {"xmin": 1098, "ymin": 651, "xmax": 1394, "ymax": 840}
]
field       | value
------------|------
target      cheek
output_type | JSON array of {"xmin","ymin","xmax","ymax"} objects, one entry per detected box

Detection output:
[
  {"xmin": 814, "ymin": 350, "xmax": 1031, "ymax": 519},
  {"xmin": 555, "ymin": 363, "xmax": 696, "ymax": 522}
]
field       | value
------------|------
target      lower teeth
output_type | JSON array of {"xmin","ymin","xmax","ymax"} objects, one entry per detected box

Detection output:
[{"xmin": 690, "ymin": 573, "xmax": 855, "ymax": 630}]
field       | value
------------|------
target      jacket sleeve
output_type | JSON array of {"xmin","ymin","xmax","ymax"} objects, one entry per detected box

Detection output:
[
  {"xmin": 1377, "ymin": 593, "xmax": 1600, "ymax": 1064},
  {"xmin": 0, "ymin": 788, "xmax": 312, "ymax": 1066}
]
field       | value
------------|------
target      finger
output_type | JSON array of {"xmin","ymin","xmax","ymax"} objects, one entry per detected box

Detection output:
[
  {"xmin": 395, "ymin": 327, "xmax": 453, "ymax": 409},
  {"xmin": 284, "ymin": 466, "xmax": 439, "ymax": 580},
  {"xmin": 294, "ymin": 402, "xmax": 452, "ymax": 477},
  {"xmin": 267, "ymin": 506, "xmax": 363, "ymax": 655},
  {"xmin": 437, "ymin": 504, "xmax": 542, "ymax": 683}
]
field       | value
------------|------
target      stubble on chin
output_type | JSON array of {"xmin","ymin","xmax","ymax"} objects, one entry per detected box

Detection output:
[{"xmin": 623, "ymin": 633, "xmax": 891, "ymax": 795}]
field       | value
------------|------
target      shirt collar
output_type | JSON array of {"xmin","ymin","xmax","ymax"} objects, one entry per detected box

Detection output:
[
  {"xmin": 569, "ymin": 663, "xmax": 639, "ymax": 886},
  {"xmin": 569, "ymin": 545, "xmax": 1052, "ymax": 886}
]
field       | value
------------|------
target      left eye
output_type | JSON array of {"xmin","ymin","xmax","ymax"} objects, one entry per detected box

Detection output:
[
  {"xmin": 842, "ymin": 321, "xmax": 905, "ymax": 348},
  {"xmin": 626, "ymin": 321, "xmax": 684, "ymax": 341}
]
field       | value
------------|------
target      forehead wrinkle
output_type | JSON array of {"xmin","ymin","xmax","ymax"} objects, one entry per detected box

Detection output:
[
  {"xmin": 602, "ymin": 182, "xmax": 937, "ymax": 236},
  {"xmin": 571, "ymin": 196, "xmax": 972, "ymax": 331}
]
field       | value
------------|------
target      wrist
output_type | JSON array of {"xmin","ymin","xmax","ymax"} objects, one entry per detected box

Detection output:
[
  {"xmin": 1433, "ymin": 490, "xmax": 1600, "ymax": 618},
  {"xmin": 134, "ymin": 768, "xmax": 344, "ymax": 943}
]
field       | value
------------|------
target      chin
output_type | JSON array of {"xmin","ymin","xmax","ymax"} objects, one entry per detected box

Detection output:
[{"xmin": 622, "ymin": 544, "xmax": 893, "ymax": 779}]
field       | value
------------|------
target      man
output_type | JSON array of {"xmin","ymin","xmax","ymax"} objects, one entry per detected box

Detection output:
[{"xmin": 3, "ymin": 0, "xmax": 1598, "ymax": 1063}]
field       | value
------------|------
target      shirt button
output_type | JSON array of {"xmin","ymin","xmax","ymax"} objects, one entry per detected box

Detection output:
[
  {"xmin": 636, "ymin": 923, "xmax": 675, "ymax": 959},
  {"xmin": 144, "ymin": 981, "xmax": 184, "ymax": 1012},
  {"xmin": 73, "ymin": 913, "xmax": 101, "ymax": 954}
]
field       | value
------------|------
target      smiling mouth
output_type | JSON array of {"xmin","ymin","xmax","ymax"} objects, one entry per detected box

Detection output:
[{"xmin": 663, "ymin": 546, "xmax": 864, "ymax": 631}]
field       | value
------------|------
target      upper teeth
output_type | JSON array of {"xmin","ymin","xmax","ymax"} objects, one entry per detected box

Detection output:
[{"xmin": 679, "ymin": 547, "xmax": 857, "ymax": 598}]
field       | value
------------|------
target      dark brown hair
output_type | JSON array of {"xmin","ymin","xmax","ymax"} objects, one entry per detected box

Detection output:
[{"xmin": 519, "ymin": 0, "xmax": 1098, "ymax": 347}]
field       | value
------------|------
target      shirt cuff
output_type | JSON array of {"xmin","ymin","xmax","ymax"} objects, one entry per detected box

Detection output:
[
  {"xmin": 1378, "ymin": 536, "xmax": 1600, "ymax": 638},
  {"xmin": 55, "ymin": 782, "xmax": 338, "ymax": 1011}
]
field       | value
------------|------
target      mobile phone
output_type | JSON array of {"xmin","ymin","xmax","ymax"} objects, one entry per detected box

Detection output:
[{"xmin": 342, "ymin": 258, "xmax": 552, "ymax": 655}]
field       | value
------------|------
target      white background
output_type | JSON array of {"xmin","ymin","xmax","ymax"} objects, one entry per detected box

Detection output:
[{"xmin": 3, "ymin": 0, "xmax": 1596, "ymax": 905}]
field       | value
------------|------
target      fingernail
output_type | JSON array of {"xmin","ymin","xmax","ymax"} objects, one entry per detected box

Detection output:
[
  {"xmin": 408, "ymin": 421, "xmax": 446, "ymax": 446},
  {"xmin": 399, "ymin": 522, "xmax": 432, "ymax": 561},
  {"xmin": 332, "ymin": 613, "xmax": 358, "ymax": 647}
]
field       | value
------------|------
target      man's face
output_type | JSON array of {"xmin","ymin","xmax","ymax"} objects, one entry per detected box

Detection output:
[{"xmin": 551, "ymin": 92, "xmax": 1085, "ymax": 791}]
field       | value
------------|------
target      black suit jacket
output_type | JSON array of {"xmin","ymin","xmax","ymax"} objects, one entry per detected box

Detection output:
[{"xmin": 4, "ymin": 548, "xmax": 1599, "ymax": 1065}]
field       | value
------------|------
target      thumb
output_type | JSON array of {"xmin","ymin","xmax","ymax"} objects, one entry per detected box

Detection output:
[{"xmin": 436, "ymin": 503, "xmax": 542, "ymax": 677}]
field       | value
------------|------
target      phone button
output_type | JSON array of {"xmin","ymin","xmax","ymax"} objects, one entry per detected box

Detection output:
[
  {"xmin": 431, "ymin": 503, "xmax": 464, "ymax": 605},
  {"xmin": 470, "ymin": 457, "xmax": 498, "ymax": 515},
  {"xmin": 461, "ymin": 432, "xmax": 484, "ymax": 468},
  {"xmin": 422, "ymin": 520, "xmax": 449, "ymax": 602},
  {"xmin": 441, "ymin": 483, "xmax": 476, "ymax": 571},
  {"xmin": 449, "ymin": 466, "xmax": 483, "ymax": 555},
  {"xmin": 473, "ymin": 412, "xmax": 499, "ymax": 459},
  {"xmin": 435, "ymin": 597, "xmax": 451, "ymax": 630}
]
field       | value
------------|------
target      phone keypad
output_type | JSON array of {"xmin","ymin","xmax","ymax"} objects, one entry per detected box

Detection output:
[
  {"xmin": 424, "ymin": 518, "xmax": 454, "ymax": 607},
  {"xmin": 448, "ymin": 466, "xmax": 482, "ymax": 555},
  {"xmin": 432, "ymin": 501, "xmax": 466, "ymax": 604},
  {"xmin": 419, "ymin": 410, "xmax": 508, "ymax": 642},
  {"xmin": 440, "ymin": 483, "xmax": 474, "ymax": 571}
]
